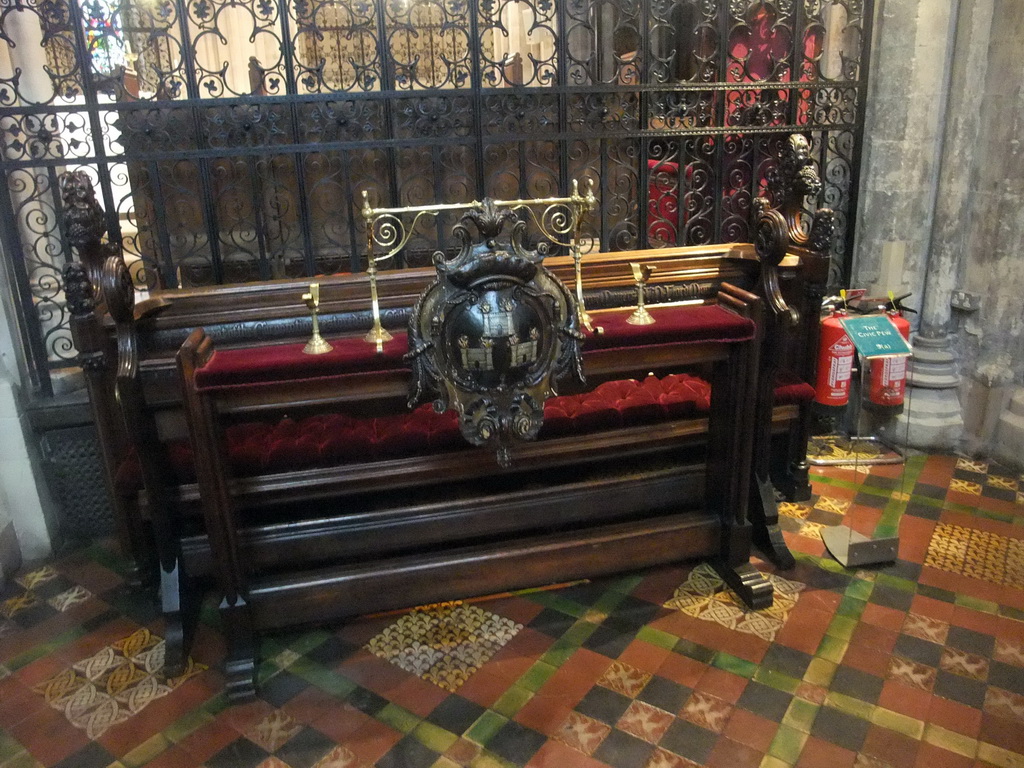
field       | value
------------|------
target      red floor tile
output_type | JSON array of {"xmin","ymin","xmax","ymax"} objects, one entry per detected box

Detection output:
[
  {"xmin": 617, "ymin": 638, "xmax": 673, "ymax": 676},
  {"xmin": 914, "ymin": 742, "xmax": 974, "ymax": 768},
  {"xmin": 796, "ymin": 735, "xmax": 856, "ymax": 768},
  {"xmin": 705, "ymin": 736, "xmax": 763, "ymax": 768},
  {"xmin": 877, "ymin": 680, "xmax": 933, "ymax": 721},
  {"xmin": 723, "ymin": 707, "xmax": 778, "ymax": 752},
  {"xmin": 8, "ymin": 703, "xmax": 90, "ymax": 766},
  {"xmin": 525, "ymin": 738, "xmax": 612, "ymax": 768},
  {"xmin": 928, "ymin": 696, "xmax": 982, "ymax": 739}
]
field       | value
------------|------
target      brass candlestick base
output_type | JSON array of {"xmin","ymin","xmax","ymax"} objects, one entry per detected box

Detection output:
[
  {"xmin": 626, "ymin": 262, "xmax": 657, "ymax": 326},
  {"xmin": 364, "ymin": 324, "xmax": 393, "ymax": 354},
  {"xmin": 626, "ymin": 305, "xmax": 655, "ymax": 326},
  {"xmin": 303, "ymin": 333, "xmax": 333, "ymax": 355},
  {"xmin": 301, "ymin": 283, "xmax": 333, "ymax": 355}
]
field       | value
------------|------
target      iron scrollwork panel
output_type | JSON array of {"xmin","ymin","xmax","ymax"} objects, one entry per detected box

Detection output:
[{"xmin": 0, "ymin": 0, "xmax": 874, "ymax": 392}]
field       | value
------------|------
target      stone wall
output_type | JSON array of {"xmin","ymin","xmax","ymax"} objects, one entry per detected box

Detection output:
[{"xmin": 853, "ymin": 0, "xmax": 1024, "ymax": 461}]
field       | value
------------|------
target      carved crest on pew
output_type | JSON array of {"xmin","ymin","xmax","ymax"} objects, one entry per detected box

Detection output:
[{"xmin": 407, "ymin": 199, "xmax": 584, "ymax": 467}]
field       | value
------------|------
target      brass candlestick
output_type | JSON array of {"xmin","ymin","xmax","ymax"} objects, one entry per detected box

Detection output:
[
  {"xmin": 301, "ymin": 283, "xmax": 333, "ymax": 355},
  {"xmin": 626, "ymin": 263, "xmax": 657, "ymax": 326},
  {"xmin": 571, "ymin": 179, "xmax": 602, "ymax": 334},
  {"xmin": 363, "ymin": 259, "xmax": 393, "ymax": 354}
]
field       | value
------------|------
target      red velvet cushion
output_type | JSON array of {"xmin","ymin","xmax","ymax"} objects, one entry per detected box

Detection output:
[
  {"xmin": 584, "ymin": 305, "xmax": 755, "ymax": 349},
  {"xmin": 114, "ymin": 367, "xmax": 809, "ymax": 496},
  {"xmin": 114, "ymin": 373, "xmax": 721, "ymax": 494},
  {"xmin": 773, "ymin": 372, "xmax": 816, "ymax": 405},
  {"xmin": 194, "ymin": 333, "xmax": 410, "ymax": 391}
]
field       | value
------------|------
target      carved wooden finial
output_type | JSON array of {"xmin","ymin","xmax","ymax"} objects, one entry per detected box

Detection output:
[{"xmin": 60, "ymin": 170, "xmax": 107, "ymax": 248}]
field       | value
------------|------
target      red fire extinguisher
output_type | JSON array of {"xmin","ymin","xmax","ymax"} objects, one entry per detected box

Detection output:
[
  {"xmin": 865, "ymin": 293, "xmax": 914, "ymax": 413},
  {"xmin": 814, "ymin": 305, "xmax": 856, "ymax": 411}
]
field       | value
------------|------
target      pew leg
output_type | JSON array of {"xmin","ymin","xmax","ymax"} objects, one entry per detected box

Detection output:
[
  {"xmin": 221, "ymin": 596, "xmax": 258, "ymax": 703},
  {"xmin": 786, "ymin": 459, "xmax": 812, "ymax": 502},
  {"xmin": 714, "ymin": 522, "xmax": 774, "ymax": 610},
  {"xmin": 159, "ymin": 558, "xmax": 197, "ymax": 677},
  {"xmin": 713, "ymin": 559, "xmax": 774, "ymax": 611},
  {"xmin": 749, "ymin": 474, "xmax": 796, "ymax": 570}
]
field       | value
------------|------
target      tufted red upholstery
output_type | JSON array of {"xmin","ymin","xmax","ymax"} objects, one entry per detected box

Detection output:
[
  {"xmin": 772, "ymin": 371, "xmax": 816, "ymax": 405},
  {"xmin": 115, "ymin": 373, "xmax": 714, "ymax": 493}
]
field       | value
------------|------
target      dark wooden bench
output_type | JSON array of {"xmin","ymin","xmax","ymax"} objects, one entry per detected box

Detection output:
[{"xmin": 60, "ymin": 136, "xmax": 832, "ymax": 698}]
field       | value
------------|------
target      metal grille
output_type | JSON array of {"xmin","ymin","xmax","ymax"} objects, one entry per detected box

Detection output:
[{"xmin": 0, "ymin": 0, "xmax": 873, "ymax": 394}]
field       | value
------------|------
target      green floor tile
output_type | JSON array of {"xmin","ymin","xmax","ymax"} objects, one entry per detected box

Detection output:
[
  {"xmin": 825, "ymin": 615, "xmax": 857, "ymax": 642},
  {"xmin": 469, "ymin": 750, "xmax": 517, "ymax": 768},
  {"xmin": 1, "ymin": 750, "xmax": 42, "ymax": 768},
  {"xmin": 377, "ymin": 703, "xmax": 421, "ymax": 734},
  {"xmin": 713, "ymin": 651, "xmax": 758, "ymax": 679},
  {"xmin": 803, "ymin": 658, "xmax": 837, "ymax": 688},
  {"xmin": 875, "ymin": 573, "xmax": 916, "ymax": 593},
  {"xmin": 917, "ymin": 584, "xmax": 956, "ymax": 603},
  {"xmin": 465, "ymin": 711, "xmax": 508, "ymax": 747},
  {"xmin": 767, "ymin": 724, "xmax": 808, "ymax": 764},
  {"xmin": 0, "ymin": 732, "xmax": 26, "ymax": 762},
  {"xmin": 524, "ymin": 592, "xmax": 588, "ymax": 618},
  {"xmin": 636, "ymin": 626, "xmax": 679, "ymax": 650},
  {"xmin": 491, "ymin": 684, "xmax": 533, "ymax": 718},
  {"xmin": 517, "ymin": 661, "xmax": 557, "ymax": 692},
  {"xmin": 826, "ymin": 692, "xmax": 875, "ymax": 721},
  {"xmin": 871, "ymin": 707, "xmax": 924, "ymax": 740},
  {"xmin": 923, "ymin": 723, "xmax": 977, "ymax": 757},
  {"xmin": 955, "ymin": 594, "xmax": 999, "ymax": 613},
  {"xmin": 781, "ymin": 698, "xmax": 819, "ymax": 734},
  {"xmin": 844, "ymin": 578, "xmax": 874, "ymax": 602},
  {"xmin": 559, "ymin": 620, "xmax": 600, "ymax": 647},
  {"xmin": 754, "ymin": 668, "xmax": 800, "ymax": 694},
  {"xmin": 120, "ymin": 734, "xmax": 172, "ymax": 768},
  {"xmin": 540, "ymin": 642, "xmax": 577, "ymax": 668},
  {"xmin": 414, "ymin": 721, "xmax": 460, "ymax": 753},
  {"xmin": 836, "ymin": 595, "xmax": 867, "ymax": 619},
  {"xmin": 816, "ymin": 634, "xmax": 849, "ymax": 664}
]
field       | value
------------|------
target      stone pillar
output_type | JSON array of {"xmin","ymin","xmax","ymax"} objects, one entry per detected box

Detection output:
[
  {"xmin": 855, "ymin": 0, "xmax": 1007, "ymax": 451},
  {"xmin": 853, "ymin": 0, "xmax": 957, "ymax": 303},
  {"xmin": 966, "ymin": 0, "xmax": 1024, "ymax": 462},
  {"xmin": 888, "ymin": 0, "xmax": 1000, "ymax": 450}
]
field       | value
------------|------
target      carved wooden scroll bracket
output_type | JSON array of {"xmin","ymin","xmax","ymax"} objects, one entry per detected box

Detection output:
[{"xmin": 753, "ymin": 134, "xmax": 836, "ymax": 330}]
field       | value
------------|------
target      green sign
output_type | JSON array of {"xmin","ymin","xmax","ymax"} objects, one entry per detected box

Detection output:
[{"xmin": 839, "ymin": 315, "xmax": 912, "ymax": 359}]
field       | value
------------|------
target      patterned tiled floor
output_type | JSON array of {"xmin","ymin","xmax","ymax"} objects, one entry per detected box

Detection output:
[{"xmin": 3, "ymin": 454, "xmax": 1024, "ymax": 768}]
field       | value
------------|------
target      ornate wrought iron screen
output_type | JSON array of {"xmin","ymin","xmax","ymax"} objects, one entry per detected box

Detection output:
[{"xmin": 0, "ymin": 0, "xmax": 873, "ymax": 393}]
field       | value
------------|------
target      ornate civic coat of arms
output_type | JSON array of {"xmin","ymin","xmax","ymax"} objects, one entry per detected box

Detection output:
[{"xmin": 407, "ymin": 200, "xmax": 584, "ymax": 466}]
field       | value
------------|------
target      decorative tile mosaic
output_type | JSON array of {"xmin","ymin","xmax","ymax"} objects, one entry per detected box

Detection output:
[
  {"xmin": 815, "ymin": 496, "xmax": 852, "ymax": 516},
  {"xmin": 32, "ymin": 628, "xmax": 206, "ymax": 738},
  {"xmin": 680, "ymin": 691, "xmax": 732, "ymax": 733},
  {"xmin": 948, "ymin": 478, "xmax": 982, "ymax": 495},
  {"xmin": 247, "ymin": 711, "xmax": 303, "ymax": 752},
  {"xmin": 598, "ymin": 661, "xmax": 651, "ymax": 698},
  {"xmin": 313, "ymin": 744, "xmax": 370, "ymax": 768},
  {"xmin": 663, "ymin": 563, "xmax": 804, "ymax": 641},
  {"xmin": 778, "ymin": 501, "xmax": 811, "ymax": 519},
  {"xmin": 902, "ymin": 612, "xmax": 949, "ymax": 644},
  {"xmin": 554, "ymin": 711, "xmax": 611, "ymax": 755},
  {"xmin": 955, "ymin": 457, "xmax": 988, "ymax": 473},
  {"xmin": 47, "ymin": 585, "xmax": 92, "ymax": 612},
  {"xmin": 6, "ymin": 453, "xmax": 1024, "ymax": 768},
  {"xmin": 15, "ymin": 565, "xmax": 59, "ymax": 590},
  {"xmin": 616, "ymin": 700, "xmax": 675, "ymax": 744},
  {"xmin": 0, "ymin": 592, "xmax": 37, "ymax": 619},
  {"xmin": 365, "ymin": 600, "xmax": 522, "ymax": 692},
  {"xmin": 939, "ymin": 647, "xmax": 989, "ymax": 680},
  {"xmin": 925, "ymin": 523, "xmax": 1024, "ymax": 588}
]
